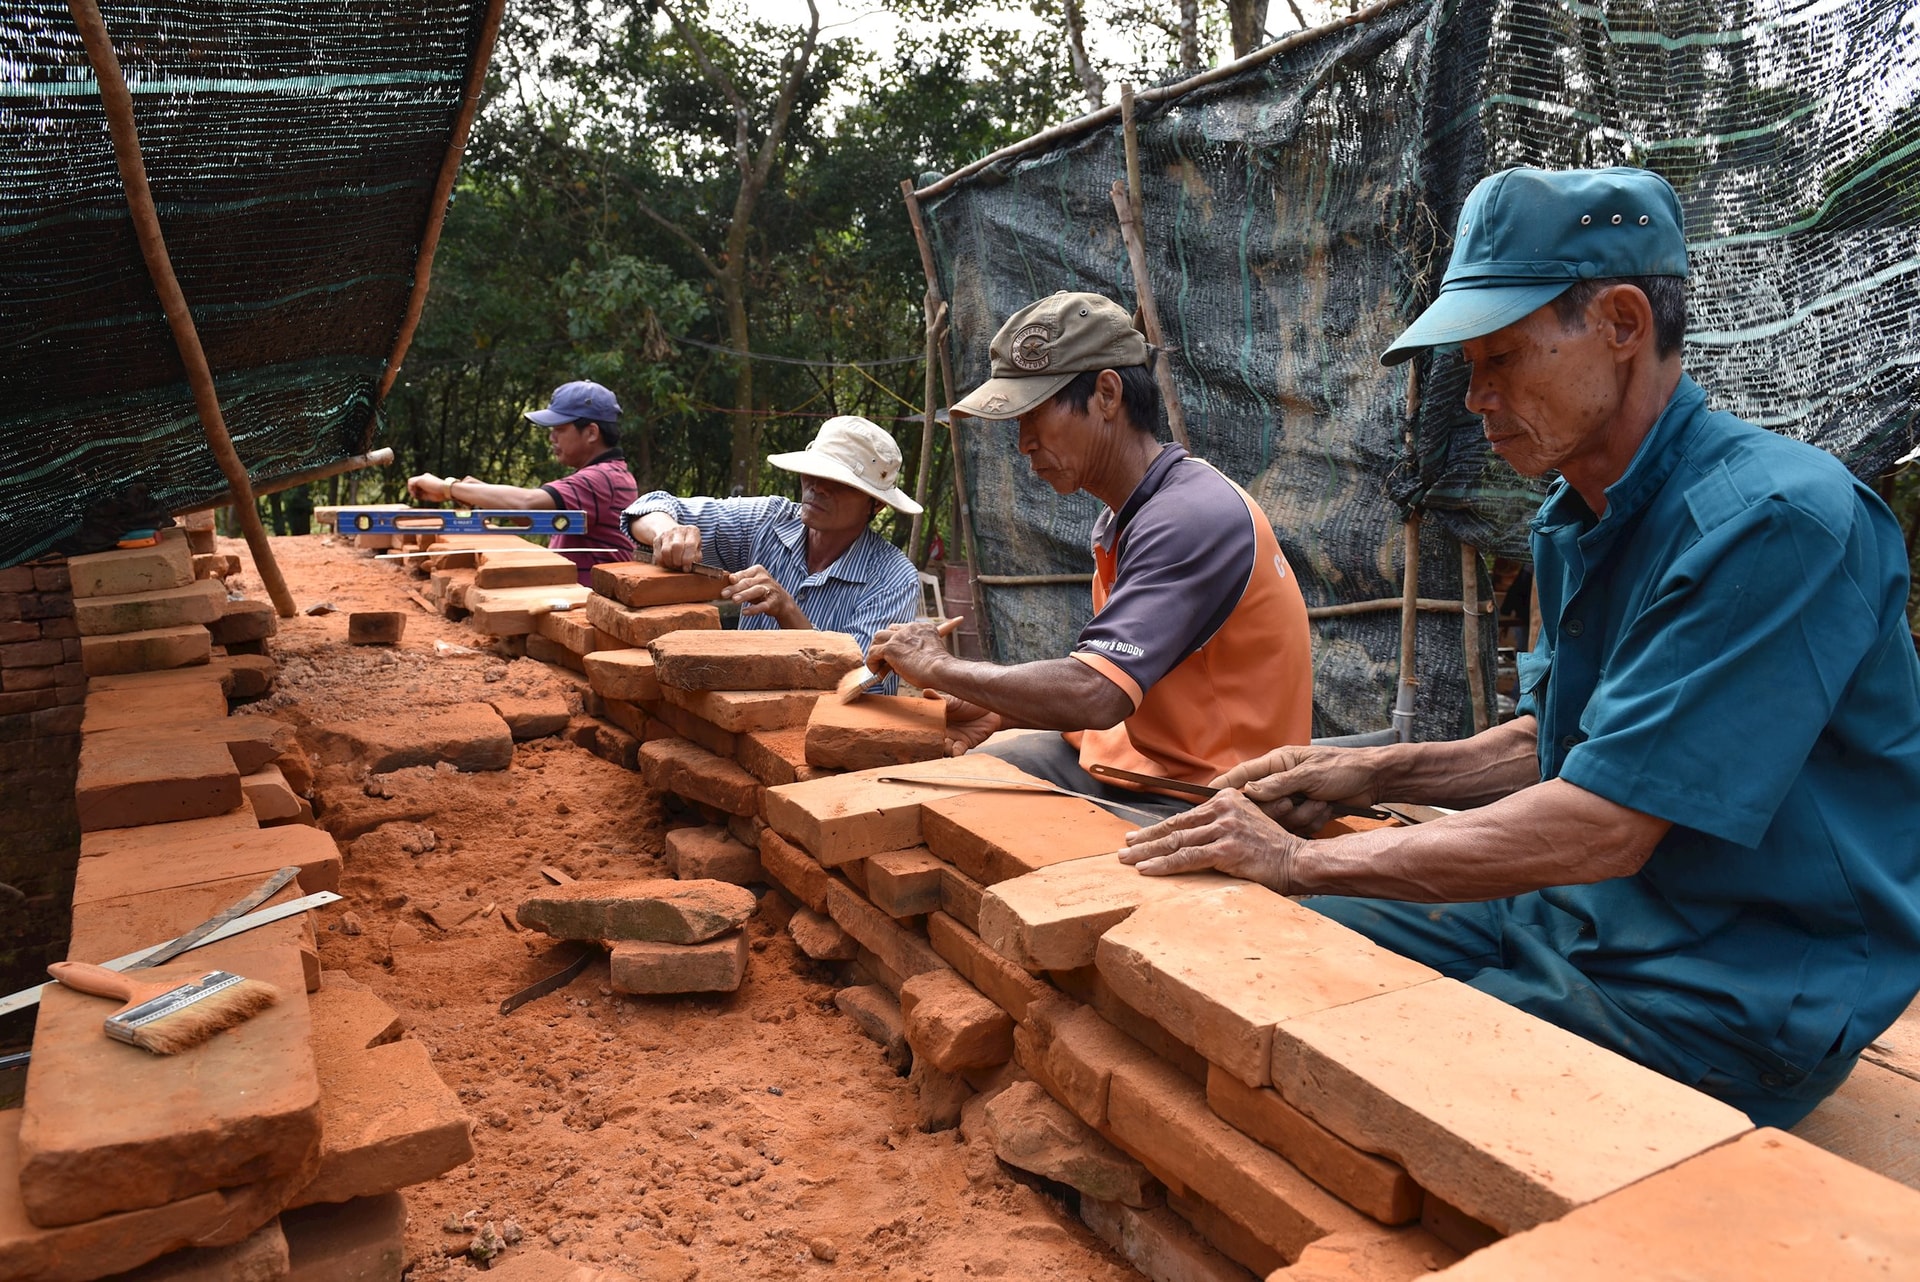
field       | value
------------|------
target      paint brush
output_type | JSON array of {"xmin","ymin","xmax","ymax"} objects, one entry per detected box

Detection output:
[
  {"xmin": 46, "ymin": 961, "xmax": 280, "ymax": 1055},
  {"xmin": 834, "ymin": 616, "xmax": 964, "ymax": 703}
]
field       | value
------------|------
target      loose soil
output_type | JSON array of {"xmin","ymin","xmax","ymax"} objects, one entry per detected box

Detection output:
[{"xmin": 230, "ymin": 534, "xmax": 1138, "ymax": 1282}]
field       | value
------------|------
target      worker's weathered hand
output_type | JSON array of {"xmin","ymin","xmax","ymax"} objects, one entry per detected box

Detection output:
[
  {"xmin": 1117, "ymin": 790, "xmax": 1301, "ymax": 892},
  {"xmin": 651, "ymin": 522, "xmax": 705, "ymax": 569},
  {"xmin": 406, "ymin": 473, "xmax": 452, "ymax": 503},
  {"xmin": 1213, "ymin": 746, "xmax": 1377, "ymax": 836},
  {"xmin": 922, "ymin": 690, "xmax": 1000, "ymax": 756},
  {"xmin": 868, "ymin": 619, "xmax": 950, "ymax": 687},
  {"xmin": 724, "ymin": 564, "xmax": 799, "ymax": 626}
]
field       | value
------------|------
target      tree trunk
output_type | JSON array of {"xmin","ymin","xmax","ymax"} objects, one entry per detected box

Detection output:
[
  {"xmin": 1229, "ymin": 0, "xmax": 1272, "ymax": 56},
  {"xmin": 1063, "ymin": 0, "xmax": 1104, "ymax": 112},
  {"xmin": 1179, "ymin": 0, "xmax": 1201, "ymax": 73},
  {"xmin": 724, "ymin": 263, "xmax": 757, "ymax": 495}
]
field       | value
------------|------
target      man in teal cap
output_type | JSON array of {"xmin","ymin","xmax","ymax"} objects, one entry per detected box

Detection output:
[{"xmin": 1116, "ymin": 167, "xmax": 1920, "ymax": 1126}]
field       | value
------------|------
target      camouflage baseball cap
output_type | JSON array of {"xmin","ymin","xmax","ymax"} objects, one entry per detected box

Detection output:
[{"xmin": 951, "ymin": 292, "xmax": 1149, "ymax": 420}]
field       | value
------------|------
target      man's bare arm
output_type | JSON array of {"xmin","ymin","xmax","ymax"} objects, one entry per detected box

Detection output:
[
  {"xmin": 446, "ymin": 479, "xmax": 556, "ymax": 510},
  {"xmin": 1119, "ymin": 776, "xmax": 1670, "ymax": 902},
  {"xmin": 870, "ymin": 621, "xmax": 1133, "ymax": 732}
]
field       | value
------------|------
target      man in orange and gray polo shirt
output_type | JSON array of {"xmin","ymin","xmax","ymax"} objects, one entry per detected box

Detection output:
[{"xmin": 868, "ymin": 291, "xmax": 1312, "ymax": 820}]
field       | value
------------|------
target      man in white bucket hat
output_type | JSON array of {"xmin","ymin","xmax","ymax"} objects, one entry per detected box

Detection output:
[{"xmin": 622, "ymin": 415, "xmax": 923, "ymax": 665}]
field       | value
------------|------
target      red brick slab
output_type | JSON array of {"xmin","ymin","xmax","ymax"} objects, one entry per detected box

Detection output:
[
  {"xmin": 648, "ymin": 629, "xmax": 862, "ymax": 692},
  {"xmin": 805, "ymin": 695, "xmax": 947, "ymax": 770},
  {"xmin": 921, "ymin": 789, "xmax": 1137, "ymax": 885}
]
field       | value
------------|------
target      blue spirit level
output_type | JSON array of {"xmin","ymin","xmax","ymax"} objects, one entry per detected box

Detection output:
[{"xmin": 335, "ymin": 508, "xmax": 589, "ymax": 536}]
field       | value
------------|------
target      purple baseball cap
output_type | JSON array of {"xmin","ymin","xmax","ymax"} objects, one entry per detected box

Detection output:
[{"xmin": 525, "ymin": 380, "xmax": 621, "ymax": 427}]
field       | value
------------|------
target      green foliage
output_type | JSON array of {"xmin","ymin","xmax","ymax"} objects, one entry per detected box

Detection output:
[{"xmin": 372, "ymin": 0, "xmax": 1074, "ymax": 553}]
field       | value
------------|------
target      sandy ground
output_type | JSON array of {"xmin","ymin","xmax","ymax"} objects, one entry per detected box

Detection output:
[{"xmin": 230, "ymin": 534, "xmax": 1137, "ymax": 1282}]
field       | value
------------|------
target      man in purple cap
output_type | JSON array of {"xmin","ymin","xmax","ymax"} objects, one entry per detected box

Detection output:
[{"xmin": 407, "ymin": 380, "xmax": 637, "ymax": 585}]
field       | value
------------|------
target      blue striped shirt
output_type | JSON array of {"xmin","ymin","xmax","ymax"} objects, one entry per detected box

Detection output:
[{"xmin": 622, "ymin": 493, "xmax": 922, "ymax": 690}]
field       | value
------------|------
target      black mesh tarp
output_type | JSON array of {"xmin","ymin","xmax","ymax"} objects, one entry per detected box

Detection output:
[
  {"xmin": 920, "ymin": 0, "xmax": 1920, "ymax": 740},
  {"xmin": 0, "ymin": 0, "xmax": 492, "ymax": 565}
]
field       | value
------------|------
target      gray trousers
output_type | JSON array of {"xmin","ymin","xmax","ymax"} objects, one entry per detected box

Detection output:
[{"xmin": 974, "ymin": 732, "xmax": 1196, "ymax": 825}]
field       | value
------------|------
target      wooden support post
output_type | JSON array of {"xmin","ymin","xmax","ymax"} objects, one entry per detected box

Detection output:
[
  {"xmin": 1461, "ymin": 542, "xmax": 1489, "ymax": 733},
  {"xmin": 900, "ymin": 179, "xmax": 992, "ymax": 659},
  {"xmin": 1393, "ymin": 511, "xmax": 1421, "ymax": 742},
  {"xmin": 66, "ymin": 0, "xmax": 298, "ymax": 617},
  {"xmin": 908, "ymin": 291, "xmax": 941, "ymax": 562},
  {"xmin": 1115, "ymin": 85, "xmax": 1190, "ymax": 448},
  {"xmin": 370, "ymin": 0, "xmax": 507, "ymax": 435}
]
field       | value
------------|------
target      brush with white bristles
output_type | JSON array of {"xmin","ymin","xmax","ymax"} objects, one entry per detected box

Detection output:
[
  {"xmin": 834, "ymin": 616, "xmax": 965, "ymax": 703},
  {"xmin": 46, "ymin": 961, "xmax": 281, "ymax": 1055}
]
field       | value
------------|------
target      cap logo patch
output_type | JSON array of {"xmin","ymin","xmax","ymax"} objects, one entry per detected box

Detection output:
[
  {"xmin": 1010, "ymin": 323, "xmax": 1052, "ymax": 371},
  {"xmin": 983, "ymin": 394, "xmax": 1009, "ymax": 413}
]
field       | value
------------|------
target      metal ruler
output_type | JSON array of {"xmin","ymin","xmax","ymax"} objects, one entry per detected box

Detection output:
[
  {"xmin": 135, "ymin": 866, "xmax": 301, "ymax": 969},
  {"xmin": 0, "ymin": 891, "xmax": 341, "ymax": 1019},
  {"xmin": 632, "ymin": 542, "xmax": 730, "ymax": 580},
  {"xmin": 335, "ymin": 508, "xmax": 588, "ymax": 536}
]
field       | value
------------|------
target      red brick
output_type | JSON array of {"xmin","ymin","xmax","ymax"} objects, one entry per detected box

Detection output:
[
  {"xmin": 74, "ymin": 733, "xmax": 241, "ymax": 832},
  {"xmin": 790, "ymin": 906, "xmax": 858, "ymax": 960},
  {"xmin": 40, "ymin": 616, "xmax": 79, "ymax": 640},
  {"xmin": 835, "ymin": 984, "xmax": 908, "ymax": 1066},
  {"xmin": 535, "ymin": 604, "xmax": 602, "ymax": 655},
  {"xmin": 0, "ymin": 619, "xmax": 39, "ymax": 644},
  {"xmin": 0, "ymin": 687, "xmax": 54, "ymax": 714},
  {"xmin": 1054, "ymin": 965, "xmax": 1211, "ymax": 1087},
  {"xmin": 240, "ymin": 764, "xmax": 303, "ymax": 824},
  {"xmin": 978, "ymin": 854, "xmax": 1236, "ymax": 973},
  {"xmin": 939, "ymin": 863, "xmax": 985, "ymax": 933},
  {"xmin": 601, "ymin": 696, "xmax": 648, "ymax": 740},
  {"xmin": 864, "ymin": 847, "xmax": 946, "ymax": 917},
  {"xmin": 663, "ymin": 684, "xmax": 821, "ymax": 733},
  {"xmin": 80, "ymin": 624, "xmax": 212, "ymax": 676},
  {"xmin": 804, "ymin": 694, "xmax": 947, "ymax": 771},
  {"xmin": 654, "ymin": 700, "xmax": 736, "ymax": 756},
  {"xmin": 23, "ymin": 593, "xmax": 75, "ymax": 621},
  {"xmin": 466, "ymin": 585, "xmax": 591, "ymax": 637},
  {"xmin": 345, "ymin": 611, "xmax": 406, "ymax": 645},
  {"xmin": 639, "ymin": 737, "xmax": 761, "ymax": 815},
  {"xmin": 583, "ymin": 594, "xmax": 719, "ymax": 647},
  {"xmin": 608, "ymin": 933, "xmax": 748, "ymax": 994},
  {"xmin": 735, "ymin": 727, "xmax": 824, "ymax": 787},
  {"xmin": 526, "ymin": 631, "xmax": 585, "ymax": 672},
  {"xmin": 0, "ymin": 638, "xmax": 64, "ymax": 668},
  {"xmin": 88, "ymin": 717, "xmax": 296, "ymax": 774},
  {"xmin": 761, "ymin": 756, "xmax": 1033, "ymax": 866},
  {"xmin": 80, "ymin": 680, "xmax": 227, "ymax": 733},
  {"xmin": 1024, "ymin": 999, "xmax": 1160, "ymax": 1129},
  {"xmin": 1105, "ymin": 1054, "xmax": 1367, "ymax": 1263},
  {"xmin": 518, "ymin": 878, "xmax": 756, "ymax": 943},
  {"xmin": 19, "ymin": 941, "xmax": 320, "ymax": 1226},
  {"xmin": 281, "ymin": 1192, "xmax": 406, "ymax": 1282},
  {"xmin": 1095, "ymin": 883, "xmax": 1438, "ymax": 1089},
  {"xmin": 92, "ymin": 1217, "xmax": 289, "ymax": 1281},
  {"xmin": 88, "ymin": 663, "xmax": 236, "ymax": 696},
  {"xmin": 1270, "ymin": 979, "xmax": 1752, "ymax": 1234},
  {"xmin": 208, "ymin": 597, "xmax": 278, "ymax": 646},
  {"xmin": 649, "ymin": 628, "xmax": 864, "ymax": 692},
  {"xmin": 2, "ymin": 663, "xmax": 55, "ymax": 691},
  {"xmin": 473, "ymin": 549, "xmax": 577, "ymax": 589},
  {"xmin": 927, "ymin": 911, "xmax": 1053, "ymax": 1024},
  {"xmin": 587, "ymin": 718, "xmax": 641, "ymax": 770},
  {"xmin": 1206, "ymin": 1066, "xmax": 1421, "ymax": 1225},
  {"xmin": 758, "ymin": 828, "xmax": 833, "ymax": 913},
  {"xmin": 72, "ymin": 580, "xmax": 223, "ymax": 637},
  {"xmin": 985, "ymin": 1080, "xmax": 1157, "ymax": 1206},
  {"xmin": 921, "ymin": 788, "xmax": 1137, "ymax": 885},
  {"xmin": 0, "ymin": 566, "xmax": 35, "ymax": 592},
  {"xmin": 31, "ymin": 562, "xmax": 70, "ymax": 593},
  {"xmin": 66, "ymin": 540, "xmax": 192, "ymax": 599},
  {"xmin": 590, "ymin": 561, "xmax": 722, "ymax": 609},
  {"xmin": 1079, "ymin": 1196, "xmax": 1248, "ymax": 1282},
  {"xmin": 902, "ymin": 967, "xmax": 1014, "ymax": 1072},
  {"xmin": 291, "ymin": 988, "xmax": 473, "ymax": 1206},
  {"xmin": 488, "ymin": 692, "xmax": 571, "ymax": 741},
  {"xmin": 1166, "ymin": 1189, "xmax": 1284, "ymax": 1277},
  {"xmin": 665, "ymin": 825, "xmax": 763, "ymax": 884},
  {"xmin": 825, "ymin": 880, "xmax": 947, "ymax": 984},
  {"xmin": 300, "ymin": 703, "xmax": 513, "ymax": 773},
  {"xmin": 1433, "ymin": 1129, "xmax": 1920, "ymax": 1280}
]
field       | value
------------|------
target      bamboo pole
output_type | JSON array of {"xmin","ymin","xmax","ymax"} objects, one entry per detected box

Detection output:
[
  {"xmin": 172, "ymin": 448, "xmax": 394, "ymax": 517},
  {"xmin": 1393, "ymin": 511, "xmax": 1421, "ymax": 741},
  {"xmin": 1461, "ymin": 542, "xmax": 1489, "ymax": 732},
  {"xmin": 912, "ymin": 0, "xmax": 1415, "ymax": 202},
  {"xmin": 900, "ymin": 179, "xmax": 992, "ymax": 659},
  {"xmin": 908, "ymin": 293, "xmax": 942, "ymax": 561},
  {"xmin": 1114, "ymin": 86, "xmax": 1190, "ymax": 447},
  {"xmin": 66, "ymin": 0, "xmax": 297, "ymax": 617},
  {"xmin": 1311, "ymin": 595, "xmax": 1486, "ymax": 620},
  {"xmin": 367, "ymin": 0, "xmax": 507, "ymax": 439}
]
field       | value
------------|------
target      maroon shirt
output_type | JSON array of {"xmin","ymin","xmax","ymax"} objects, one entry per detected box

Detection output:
[{"xmin": 541, "ymin": 449, "xmax": 637, "ymax": 585}]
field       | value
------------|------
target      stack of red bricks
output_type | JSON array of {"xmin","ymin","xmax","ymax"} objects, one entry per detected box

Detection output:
[
  {"xmin": 752, "ymin": 767, "xmax": 1920, "ymax": 1281},
  {"xmin": 68, "ymin": 527, "xmax": 278, "ymax": 680},
  {"xmin": 3, "ymin": 574, "xmax": 475, "ymax": 1280}
]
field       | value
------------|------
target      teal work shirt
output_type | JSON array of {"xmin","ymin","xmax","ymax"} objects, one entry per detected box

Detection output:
[{"xmin": 1518, "ymin": 375, "xmax": 1920, "ymax": 1091}]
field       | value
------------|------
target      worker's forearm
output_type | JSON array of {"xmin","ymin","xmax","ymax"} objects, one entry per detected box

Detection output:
[
  {"xmin": 627, "ymin": 511, "xmax": 677, "ymax": 545},
  {"xmin": 1343, "ymin": 716, "xmax": 1541, "ymax": 808},
  {"xmin": 919, "ymin": 654, "xmax": 1129, "ymax": 733},
  {"xmin": 447, "ymin": 480, "xmax": 552, "ymax": 510},
  {"xmin": 1291, "ymin": 776, "xmax": 1668, "ymax": 902}
]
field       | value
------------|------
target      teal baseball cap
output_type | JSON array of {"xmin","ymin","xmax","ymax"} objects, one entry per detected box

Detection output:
[{"xmin": 1381, "ymin": 167, "xmax": 1688, "ymax": 366}]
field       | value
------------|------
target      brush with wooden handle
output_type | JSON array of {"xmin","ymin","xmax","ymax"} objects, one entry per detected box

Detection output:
[
  {"xmin": 46, "ymin": 961, "xmax": 280, "ymax": 1055},
  {"xmin": 834, "ymin": 616, "xmax": 965, "ymax": 703}
]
